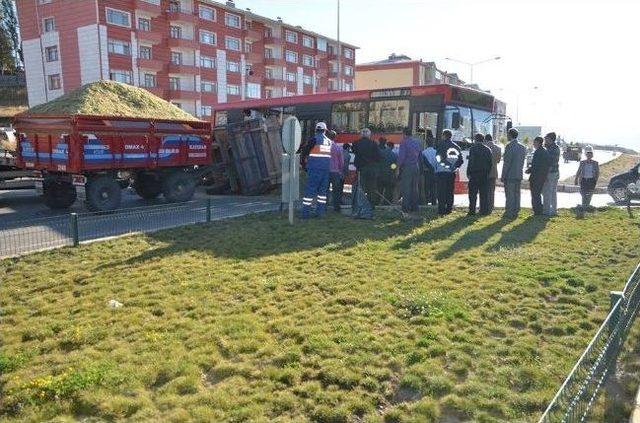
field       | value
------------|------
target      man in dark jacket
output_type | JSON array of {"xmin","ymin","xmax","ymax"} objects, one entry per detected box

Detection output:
[
  {"xmin": 467, "ymin": 133, "xmax": 493, "ymax": 215},
  {"xmin": 352, "ymin": 128, "xmax": 381, "ymax": 206},
  {"xmin": 434, "ymin": 129, "xmax": 464, "ymax": 215},
  {"xmin": 526, "ymin": 136, "xmax": 550, "ymax": 215}
]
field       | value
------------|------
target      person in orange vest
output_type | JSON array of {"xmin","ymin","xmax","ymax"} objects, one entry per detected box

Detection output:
[{"xmin": 300, "ymin": 122, "xmax": 332, "ymax": 218}]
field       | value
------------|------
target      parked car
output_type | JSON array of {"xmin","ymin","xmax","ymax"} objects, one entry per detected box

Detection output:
[{"xmin": 608, "ymin": 163, "xmax": 640, "ymax": 204}]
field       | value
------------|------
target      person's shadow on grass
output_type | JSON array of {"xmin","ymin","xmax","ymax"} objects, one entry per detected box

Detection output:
[
  {"xmin": 391, "ymin": 214, "xmax": 473, "ymax": 251},
  {"xmin": 435, "ymin": 217, "xmax": 512, "ymax": 259},
  {"xmin": 487, "ymin": 215, "xmax": 549, "ymax": 252}
]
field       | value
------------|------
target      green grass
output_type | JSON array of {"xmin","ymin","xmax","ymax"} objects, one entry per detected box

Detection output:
[{"xmin": 1, "ymin": 209, "xmax": 639, "ymax": 422}]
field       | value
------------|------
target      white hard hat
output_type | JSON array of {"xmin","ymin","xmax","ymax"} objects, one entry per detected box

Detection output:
[
  {"xmin": 315, "ymin": 122, "xmax": 327, "ymax": 131},
  {"xmin": 584, "ymin": 145, "xmax": 594, "ymax": 154}
]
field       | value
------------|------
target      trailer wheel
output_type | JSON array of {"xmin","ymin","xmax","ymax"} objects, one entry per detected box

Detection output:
[
  {"xmin": 43, "ymin": 180, "xmax": 77, "ymax": 209},
  {"xmin": 134, "ymin": 174, "xmax": 162, "ymax": 200},
  {"xmin": 86, "ymin": 176, "xmax": 122, "ymax": 211},
  {"xmin": 162, "ymin": 172, "xmax": 196, "ymax": 203}
]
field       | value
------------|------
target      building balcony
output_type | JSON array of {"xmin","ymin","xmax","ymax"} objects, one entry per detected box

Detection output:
[
  {"xmin": 168, "ymin": 63, "xmax": 199, "ymax": 75},
  {"xmin": 136, "ymin": 30, "xmax": 163, "ymax": 45},
  {"xmin": 243, "ymin": 28, "xmax": 262, "ymax": 40},
  {"xmin": 137, "ymin": 58, "xmax": 165, "ymax": 72},
  {"xmin": 328, "ymin": 69, "xmax": 339, "ymax": 77},
  {"xmin": 143, "ymin": 86, "xmax": 166, "ymax": 98},
  {"xmin": 316, "ymin": 68, "xmax": 328, "ymax": 78},
  {"xmin": 168, "ymin": 37, "xmax": 198, "ymax": 49},
  {"xmin": 245, "ymin": 51, "xmax": 263, "ymax": 63},
  {"xmin": 264, "ymin": 35, "xmax": 282, "ymax": 45},
  {"xmin": 247, "ymin": 73, "xmax": 262, "ymax": 84},
  {"xmin": 264, "ymin": 57, "xmax": 285, "ymax": 66},
  {"xmin": 327, "ymin": 51, "xmax": 338, "ymax": 60},
  {"xmin": 167, "ymin": 9, "xmax": 198, "ymax": 25},
  {"xmin": 168, "ymin": 89, "xmax": 200, "ymax": 100},
  {"xmin": 135, "ymin": 0, "xmax": 161, "ymax": 15},
  {"xmin": 264, "ymin": 77, "xmax": 285, "ymax": 87}
]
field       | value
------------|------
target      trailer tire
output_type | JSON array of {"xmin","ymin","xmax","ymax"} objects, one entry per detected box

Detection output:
[
  {"xmin": 162, "ymin": 172, "xmax": 196, "ymax": 203},
  {"xmin": 86, "ymin": 175, "xmax": 122, "ymax": 211},
  {"xmin": 43, "ymin": 180, "xmax": 77, "ymax": 209},
  {"xmin": 134, "ymin": 174, "xmax": 162, "ymax": 200}
]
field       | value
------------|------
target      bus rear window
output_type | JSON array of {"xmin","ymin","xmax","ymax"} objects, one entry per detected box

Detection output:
[
  {"xmin": 331, "ymin": 102, "xmax": 366, "ymax": 133},
  {"xmin": 368, "ymin": 99, "xmax": 410, "ymax": 133}
]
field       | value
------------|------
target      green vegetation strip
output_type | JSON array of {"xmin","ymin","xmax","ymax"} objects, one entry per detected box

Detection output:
[{"xmin": 1, "ymin": 209, "xmax": 639, "ymax": 422}]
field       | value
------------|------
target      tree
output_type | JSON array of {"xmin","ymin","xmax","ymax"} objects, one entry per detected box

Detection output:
[{"xmin": 0, "ymin": 0, "xmax": 21, "ymax": 73}]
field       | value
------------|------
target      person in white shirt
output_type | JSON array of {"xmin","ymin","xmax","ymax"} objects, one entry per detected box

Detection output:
[
  {"xmin": 421, "ymin": 130, "xmax": 438, "ymax": 205},
  {"xmin": 574, "ymin": 145, "xmax": 600, "ymax": 209}
]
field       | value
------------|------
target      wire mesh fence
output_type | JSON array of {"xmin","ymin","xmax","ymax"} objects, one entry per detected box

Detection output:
[
  {"xmin": 539, "ymin": 262, "xmax": 640, "ymax": 423},
  {"xmin": 0, "ymin": 199, "xmax": 279, "ymax": 259}
]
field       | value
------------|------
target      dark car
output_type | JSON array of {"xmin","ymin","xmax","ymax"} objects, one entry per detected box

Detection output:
[{"xmin": 608, "ymin": 163, "xmax": 640, "ymax": 204}]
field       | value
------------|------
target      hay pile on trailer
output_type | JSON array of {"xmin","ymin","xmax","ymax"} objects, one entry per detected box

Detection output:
[{"xmin": 19, "ymin": 80, "xmax": 199, "ymax": 121}]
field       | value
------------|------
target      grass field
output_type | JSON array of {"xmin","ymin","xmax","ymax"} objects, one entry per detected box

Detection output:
[{"xmin": 1, "ymin": 209, "xmax": 639, "ymax": 422}]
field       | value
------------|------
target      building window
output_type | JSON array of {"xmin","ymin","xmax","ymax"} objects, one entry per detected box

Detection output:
[
  {"xmin": 302, "ymin": 36, "xmax": 314, "ymax": 48},
  {"xmin": 344, "ymin": 47, "xmax": 353, "ymax": 59},
  {"xmin": 38, "ymin": 0, "xmax": 52, "ymax": 4},
  {"xmin": 286, "ymin": 72, "xmax": 296, "ymax": 82},
  {"xmin": 168, "ymin": 0, "xmax": 180, "ymax": 12},
  {"xmin": 225, "ymin": 12, "xmax": 241, "ymax": 28},
  {"xmin": 201, "ymin": 105, "xmax": 212, "ymax": 116},
  {"xmin": 106, "ymin": 8, "xmax": 131, "ymax": 27},
  {"xmin": 142, "ymin": 73, "xmax": 156, "ymax": 88},
  {"xmin": 171, "ymin": 51, "xmax": 182, "ymax": 65},
  {"xmin": 137, "ymin": 17, "xmax": 150, "ymax": 31},
  {"xmin": 169, "ymin": 77, "xmax": 180, "ymax": 91},
  {"xmin": 265, "ymin": 88, "xmax": 274, "ymax": 98},
  {"xmin": 247, "ymin": 83, "xmax": 260, "ymax": 99},
  {"xmin": 265, "ymin": 68, "xmax": 274, "ymax": 79},
  {"xmin": 302, "ymin": 54, "xmax": 314, "ymax": 67},
  {"xmin": 139, "ymin": 45, "xmax": 152, "ymax": 60},
  {"xmin": 244, "ymin": 41, "xmax": 252, "ymax": 53},
  {"xmin": 303, "ymin": 75, "xmax": 313, "ymax": 85},
  {"xmin": 227, "ymin": 61, "xmax": 240, "ymax": 73},
  {"xmin": 285, "ymin": 30, "xmax": 298, "ymax": 44},
  {"xmin": 108, "ymin": 39, "xmax": 131, "ymax": 56},
  {"xmin": 201, "ymin": 80, "xmax": 216, "ymax": 92},
  {"xmin": 109, "ymin": 70, "xmax": 132, "ymax": 84},
  {"xmin": 169, "ymin": 26, "xmax": 182, "ymax": 39},
  {"xmin": 45, "ymin": 46, "xmax": 58, "ymax": 62},
  {"xmin": 264, "ymin": 48, "xmax": 273, "ymax": 59},
  {"xmin": 200, "ymin": 30, "xmax": 216, "ymax": 45},
  {"xmin": 200, "ymin": 55, "xmax": 215, "ymax": 69},
  {"xmin": 285, "ymin": 50, "xmax": 297, "ymax": 63},
  {"xmin": 47, "ymin": 74, "xmax": 61, "ymax": 90},
  {"xmin": 344, "ymin": 82, "xmax": 353, "ymax": 91},
  {"xmin": 225, "ymin": 36, "xmax": 241, "ymax": 51},
  {"xmin": 227, "ymin": 84, "xmax": 240, "ymax": 95},
  {"xmin": 43, "ymin": 17, "xmax": 55, "ymax": 32},
  {"xmin": 344, "ymin": 65, "xmax": 353, "ymax": 76},
  {"xmin": 199, "ymin": 5, "xmax": 215, "ymax": 21}
]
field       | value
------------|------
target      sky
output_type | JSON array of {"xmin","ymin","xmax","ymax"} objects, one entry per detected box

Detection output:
[{"xmin": 223, "ymin": 0, "xmax": 639, "ymax": 149}]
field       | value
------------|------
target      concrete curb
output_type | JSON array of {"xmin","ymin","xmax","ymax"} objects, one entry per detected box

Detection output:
[{"xmin": 494, "ymin": 180, "xmax": 608, "ymax": 194}]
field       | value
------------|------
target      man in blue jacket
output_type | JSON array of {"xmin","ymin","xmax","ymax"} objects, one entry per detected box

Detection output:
[
  {"xmin": 434, "ymin": 129, "xmax": 463, "ymax": 216},
  {"xmin": 300, "ymin": 122, "xmax": 332, "ymax": 218}
]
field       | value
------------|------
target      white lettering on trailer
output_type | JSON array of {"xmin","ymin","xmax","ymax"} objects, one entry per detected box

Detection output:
[
  {"xmin": 188, "ymin": 153, "xmax": 207, "ymax": 158},
  {"xmin": 189, "ymin": 144, "xmax": 207, "ymax": 150}
]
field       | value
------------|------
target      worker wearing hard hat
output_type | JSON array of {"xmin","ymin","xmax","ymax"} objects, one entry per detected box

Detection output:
[
  {"xmin": 574, "ymin": 146, "xmax": 600, "ymax": 209},
  {"xmin": 300, "ymin": 122, "xmax": 333, "ymax": 218}
]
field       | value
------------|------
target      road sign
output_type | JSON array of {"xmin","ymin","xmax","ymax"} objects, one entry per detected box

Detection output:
[{"xmin": 281, "ymin": 116, "xmax": 301, "ymax": 154}]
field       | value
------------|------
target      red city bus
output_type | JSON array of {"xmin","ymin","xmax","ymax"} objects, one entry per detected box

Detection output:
[{"xmin": 213, "ymin": 83, "xmax": 507, "ymax": 145}]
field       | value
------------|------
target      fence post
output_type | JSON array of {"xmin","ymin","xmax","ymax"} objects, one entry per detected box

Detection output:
[
  {"xmin": 70, "ymin": 213, "xmax": 79, "ymax": 247},
  {"xmin": 206, "ymin": 198, "xmax": 212, "ymax": 223},
  {"xmin": 605, "ymin": 290, "xmax": 625, "ymax": 415}
]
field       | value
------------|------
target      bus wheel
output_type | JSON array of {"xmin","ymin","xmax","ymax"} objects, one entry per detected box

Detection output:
[
  {"xmin": 162, "ymin": 172, "xmax": 196, "ymax": 203},
  {"xmin": 86, "ymin": 175, "xmax": 122, "ymax": 211},
  {"xmin": 134, "ymin": 173, "xmax": 162, "ymax": 200},
  {"xmin": 43, "ymin": 179, "xmax": 77, "ymax": 209}
]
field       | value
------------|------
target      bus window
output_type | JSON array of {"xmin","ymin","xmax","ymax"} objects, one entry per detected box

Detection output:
[
  {"xmin": 215, "ymin": 111, "xmax": 228, "ymax": 126},
  {"xmin": 368, "ymin": 99, "xmax": 410, "ymax": 133},
  {"xmin": 472, "ymin": 109, "xmax": 493, "ymax": 138},
  {"xmin": 414, "ymin": 112, "xmax": 438, "ymax": 137},
  {"xmin": 331, "ymin": 102, "xmax": 366, "ymax": 133},
  {"xmin": 444, "ymin": 107, "xmax": 472, "ymax": 142}
]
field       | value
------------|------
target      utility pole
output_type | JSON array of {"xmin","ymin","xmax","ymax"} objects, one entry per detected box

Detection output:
[{"xmin": 337, "ymin": 0, "xmax": 341, "ymax": 91}]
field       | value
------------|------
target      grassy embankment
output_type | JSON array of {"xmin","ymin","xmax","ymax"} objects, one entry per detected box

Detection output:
[
  {"xmin": 562, "ymin": 153, "xmax": 640, "ymax": 187},
  {"xmin": 1, "ymin": 209, "xmax": 639, "ymax": 422}
]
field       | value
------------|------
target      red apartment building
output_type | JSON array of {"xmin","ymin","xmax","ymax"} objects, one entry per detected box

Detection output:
[{"xmin": 16, "ymin": 0, "xmax": 358, "ymax": 119}]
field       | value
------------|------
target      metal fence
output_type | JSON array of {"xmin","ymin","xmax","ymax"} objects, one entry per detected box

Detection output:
[
  {"xmin": 539, "ymin": 262, "xmax": 640, "ymax": 423},
  {"xmin": 0, "ymin": 199, "xmax": 278, "ymax": 259}
]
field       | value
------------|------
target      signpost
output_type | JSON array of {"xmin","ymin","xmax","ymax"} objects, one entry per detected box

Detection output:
[{"xmin": 281, "ymin": 116, "xmax": 301, "ymax": 224}]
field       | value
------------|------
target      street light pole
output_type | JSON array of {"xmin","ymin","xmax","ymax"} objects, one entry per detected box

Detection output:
[
  {"xmin": 445, "ymin": 56, "xmax": 501, "ymax": 84},
  {"xmin": 337, "ymin": 0, "xmax": 341, "ymax": 91}
]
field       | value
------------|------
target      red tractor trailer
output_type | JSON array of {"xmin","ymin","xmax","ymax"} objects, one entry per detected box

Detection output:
[{"xmin": 13, "ymin": 115, "xmax": 212, "ymax": 212}]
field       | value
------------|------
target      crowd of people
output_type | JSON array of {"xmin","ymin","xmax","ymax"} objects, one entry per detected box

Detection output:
[{"xmin": 300, "ymin": 122, "xmax": 600, "ymax": 219}]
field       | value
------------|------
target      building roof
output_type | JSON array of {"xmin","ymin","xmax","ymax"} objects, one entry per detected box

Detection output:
[
  {"xmin": 358, "ymin": 53, "xmax": 435, "ymax": 67},
  {"xmin": 205, "ymin": 0, "xmax": 359, "ymax": 49}
]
